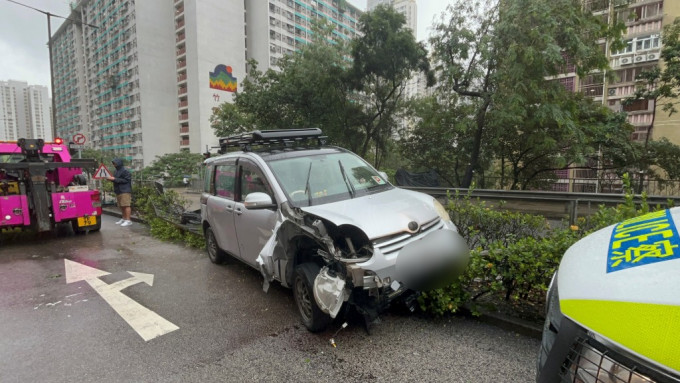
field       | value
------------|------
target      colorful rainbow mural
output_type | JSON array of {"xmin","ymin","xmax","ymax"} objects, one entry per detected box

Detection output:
[{"xmin": 209, "ymin": 64, "xmax": 237, "ymax": 92}]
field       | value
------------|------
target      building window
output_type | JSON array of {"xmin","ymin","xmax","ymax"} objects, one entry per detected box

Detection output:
[{"xmin": 558, "ymin": 77, "xmax": 575, "ymax": 92}]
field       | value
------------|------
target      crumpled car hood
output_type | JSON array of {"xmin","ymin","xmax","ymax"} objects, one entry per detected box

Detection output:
[
  {"xmin": 557, "ymin": 207, "xmax": 680, "ymax": 374},
  {"xmin": 300, "ymin": 188, "xmax": 439, "ymax": 240}
]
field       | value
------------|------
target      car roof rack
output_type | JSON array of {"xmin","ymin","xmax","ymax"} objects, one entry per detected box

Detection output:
[{"xmin": 218, "ymin": 128, "xmax": 327, "ymax": 153}]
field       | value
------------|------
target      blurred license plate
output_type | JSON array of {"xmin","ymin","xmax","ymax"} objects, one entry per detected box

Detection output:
[{"xmin": 77, "ymin": 216, "xmax": 97, "ymax": 227}]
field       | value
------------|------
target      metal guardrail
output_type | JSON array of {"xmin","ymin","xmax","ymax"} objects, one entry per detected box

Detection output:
[{"xmin": 402, "ymin": 187, "xmax": 680, "ymax": 224}]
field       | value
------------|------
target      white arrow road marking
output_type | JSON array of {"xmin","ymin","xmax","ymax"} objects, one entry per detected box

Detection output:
[{"xmin": 64, "ymin": 260, "xmax": 179, "ymax": 341}]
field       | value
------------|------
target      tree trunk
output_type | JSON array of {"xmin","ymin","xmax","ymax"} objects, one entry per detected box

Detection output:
[{"xmin": 461, "ymin": 97, "xmax": 492, "ymax": 188}]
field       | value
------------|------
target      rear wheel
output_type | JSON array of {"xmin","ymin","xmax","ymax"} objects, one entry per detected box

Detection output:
[
  {"xmin": 205, "ymin": 226, "xmax": 226, "ymax": 264},
  {"xmin": 294, "ymin": 263, "xmax": 331, "ymax": 332}
]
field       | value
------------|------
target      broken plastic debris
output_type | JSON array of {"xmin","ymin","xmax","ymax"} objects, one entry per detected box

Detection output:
[
  {"xmin": 313, "ymin": 267, "xmax": 347, "ymax": 318},
  {"xmin": 390, "ymin": 280, "xmax": 401, "ymax": 291}
]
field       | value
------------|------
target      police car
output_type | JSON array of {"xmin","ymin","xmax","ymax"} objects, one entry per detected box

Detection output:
[{"xmin": 537, "ymin": 208, "xmax": 680, "ymax": 383}]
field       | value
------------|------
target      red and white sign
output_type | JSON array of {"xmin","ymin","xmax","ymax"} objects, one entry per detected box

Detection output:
[
  {"xmin": 73, "ymin": 133, "xmax": 87, "ymax": 145},
  {"xmin": 94, "ymin": 164, "xmax": 112, "ymax": 179}
]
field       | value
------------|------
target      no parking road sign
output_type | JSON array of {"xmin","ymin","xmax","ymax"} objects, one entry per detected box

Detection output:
[{"xmin": 94, "ymin": 164, "xmax": 113, "ymax": 179}]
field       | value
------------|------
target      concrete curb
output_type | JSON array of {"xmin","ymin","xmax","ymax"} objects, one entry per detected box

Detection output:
[{"xmin": 475, "ymin": 310, "xmax": 543, "ymax": 340}]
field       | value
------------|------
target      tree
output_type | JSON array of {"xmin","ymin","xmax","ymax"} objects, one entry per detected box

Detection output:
[
  {"xmin": 350, "ymin": 5, "xmax": 432, "ymax": 167},
  {"xmin": 417, "ymin": 0, "xmax": 626, "ymax": 188},
  {"xmin": 210, "ymin": 8, "xmax": 431, "ymax": 169},
  {"xmin": 210, "ymin": 21, "xmax": 361, "ymax": 148},
  {"xmin": 139, "ymin": 152, "xmax": 205, "ymax": 187},
  {"xmin": 399, "ymin": 94, "xmax": 480, "ymax": 187}
]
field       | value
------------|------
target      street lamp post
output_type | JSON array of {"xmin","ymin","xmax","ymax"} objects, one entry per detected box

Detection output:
[
  {"xmin": 4, "ymin": 0, "xmax": 97, "ymax": 140},
  {"xmin": 46, "ymin": 13, "xmax": 56, "ymax": 140}
]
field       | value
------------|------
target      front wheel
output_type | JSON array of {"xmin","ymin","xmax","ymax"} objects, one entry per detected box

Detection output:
[
  {"xmin": 294, "ymin": 263, "xmax": 331, "ymax": 332},
  {"xmin": 205, "ymin": 226, "xmax": 226, "ymax": 264}
]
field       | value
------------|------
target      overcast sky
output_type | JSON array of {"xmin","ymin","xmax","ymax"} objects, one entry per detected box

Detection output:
[{"xmin": 0, "ymin": 0, "xmax": 451, "ymax": 91}]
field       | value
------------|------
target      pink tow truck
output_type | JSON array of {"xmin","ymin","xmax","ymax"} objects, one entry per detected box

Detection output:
[{"xmin": 0, "ymin": 138, "xmax": 101, "ymax": 234}]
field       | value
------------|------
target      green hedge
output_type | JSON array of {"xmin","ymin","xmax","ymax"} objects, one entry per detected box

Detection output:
[
  {"xmin": 419, "ymin": 174, "xmax": 667, "ymax": 320},
  {"xmin": 132, "ymin": 185, "xmax": 204, "ymax": 248}
]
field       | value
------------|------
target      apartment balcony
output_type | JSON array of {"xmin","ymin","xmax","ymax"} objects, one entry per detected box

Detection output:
[
  {"xmin": 178, "ymin": 100, "xmax": 188, "ymax": 108},
  {"xmin": 180, "ymin": 126, "xmax": 189, "ymax": 134},
  {"xmin": 627, "ymin": 112, "xmax": 654, "ymax": 126},
  {"xmin": 176, "ymin": 20, "xmax": 185, "ymax": 30},
  {"xmin": 177, "ymin": 73, "xmax": 187, "ymax": 82},
  {"xmin": 584, "ymin": 0, "xmax": 608, "ymax": 13},
  {"xmin": 176, "ymin": 47, "xmax": 186, "ymax": 56},
  {"xmin": 176, "ymin": 33, "xmax": 185, "ymax": 43},
  {"xmin": 179, "ymin": 113, "xmax": 189, "ymax": 121},
  {"xmin": 178, "ymin": 87, "xmax": 187, "ymax": 95},
  {"xmin": 176, "ymin": 61, "xmax": 186, "ymax": 69},
  {"xmin": 580, "ymin": 84, "xmax": 604, "ymax": 97},
  {"xmin": 180, "ymin": 139, "xmax": 190, "ymax": 147},
  {"xmin": 175, "ymin": 6, "xmax": 184, "ymax": 17}
]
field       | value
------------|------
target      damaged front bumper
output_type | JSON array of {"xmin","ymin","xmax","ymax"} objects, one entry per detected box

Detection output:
[
  {"xmin": 351, "ymin": 226, "xmax": 469, "ymax": 291},
  {"xmin": 256, "ymin": 204, "xmax": 469, "ymax": 318}
]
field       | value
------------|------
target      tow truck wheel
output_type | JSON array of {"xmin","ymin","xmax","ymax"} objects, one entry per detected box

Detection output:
[
  {"xmin": 205, "ymin": 227, "xmax": 226, "ymax": 264},
  {"xmin": 294, "ymin": 263, "xmax": 331, "ymax": 332}
]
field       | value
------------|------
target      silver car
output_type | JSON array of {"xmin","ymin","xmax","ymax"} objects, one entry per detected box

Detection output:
[{"xmin": 201, "ymin": 129, "xmax": 469, "ymax": 332}]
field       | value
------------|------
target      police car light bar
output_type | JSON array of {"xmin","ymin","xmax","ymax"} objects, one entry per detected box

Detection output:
[{"xmin": 219, "ymin": 128, "xmax": 327, "ymax": 153}]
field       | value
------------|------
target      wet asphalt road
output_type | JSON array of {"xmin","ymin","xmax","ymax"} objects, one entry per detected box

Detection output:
[{"xmin": 0, "ymin": 215, "xmax": 540, "ymax": 382}]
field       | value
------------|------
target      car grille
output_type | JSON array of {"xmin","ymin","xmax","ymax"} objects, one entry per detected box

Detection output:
[
  {"xmin": 372, "ymin": 217, "xmax": 443, "ymax": 256},
  {"xmin": 560, "ymin": 338, "xmax": 658, "ymax": 383}
]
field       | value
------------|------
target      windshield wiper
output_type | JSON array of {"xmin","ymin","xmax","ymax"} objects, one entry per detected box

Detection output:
[
  {"xmin": 338, "ymin": 160, "xmax": 356, "ymax": 198},
  {"xmin": 304, "ymin": 162, "xmax": 313, "ymax": 206}
]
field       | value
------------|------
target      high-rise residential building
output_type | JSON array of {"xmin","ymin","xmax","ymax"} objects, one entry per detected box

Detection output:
[
  {"xmin": 560, "ymin": 0, "xmax": 680, "ymax": 145},
  {"xmin": 52, "ymin": 0, "xmax": 179, "ymax": 170},
  {"xmin": 0, "ymin": 80, "xmax": 52, "ymax": 141},
  {"xmin": 50, "ymin": 0, "xmax": 361, "ymax": 170},
  {"xmin": 368, "ymin": 0, "xmax": 416, "ymax": 34},
  {"xmin": 552, "ymin": 0, "xmax": 680, "ymax": 191},
  {"xmin": 247, "ymin": 0, "xmax": 363, "ymax": 71}
]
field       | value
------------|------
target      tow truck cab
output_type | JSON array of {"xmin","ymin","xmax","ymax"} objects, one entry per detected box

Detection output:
[{"xmin": 0, "ymin": 138, "xmax": 101, "ymax": 233}]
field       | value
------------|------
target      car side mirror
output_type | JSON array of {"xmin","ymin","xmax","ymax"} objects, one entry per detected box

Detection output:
[
  {"xmin": 378, "ymin": 171, "xmax": 389, "ymax": 181},
  {"xmin": 244, "ymin": 192, "xmax": 276, "ymax": 209}
]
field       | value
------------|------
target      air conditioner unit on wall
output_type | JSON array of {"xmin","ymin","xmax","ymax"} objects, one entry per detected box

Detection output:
[
  {"xmin": 646, "ymin": 53, "xmax": 658, "ymax": 61},
  {"xmin": 634, "ymin": 55, "xmax": 645, "ymax": 63},
  {"xmin": 620, "ymin": 57, "xmax": 632, "ymax": 65},
  {"xmin": 608, "ymin": 88, "xmax": 616, "ymax": 96}
]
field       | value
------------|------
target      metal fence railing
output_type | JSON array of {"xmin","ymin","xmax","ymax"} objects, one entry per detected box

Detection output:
[{"xmin": 466, "ymin": 176, "xmax": 680, "ymax": 197}]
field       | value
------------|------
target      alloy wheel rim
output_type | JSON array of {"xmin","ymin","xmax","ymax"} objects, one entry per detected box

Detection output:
[
  {"xmin": 208, "ymin": 232, "xmax": 217, "ymax": 259},
  {"xmin": 295, "ymin": 276, "xmax": 312, "ymax": 321}
]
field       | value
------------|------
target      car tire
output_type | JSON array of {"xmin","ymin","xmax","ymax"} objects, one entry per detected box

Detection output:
[
  {"xmin": 205, "ymin": 226, "xmax": 226, "ymax": 264},
  {"xmin": 294, "ymin": 263, "xmax": 331, "ymax": 332}
]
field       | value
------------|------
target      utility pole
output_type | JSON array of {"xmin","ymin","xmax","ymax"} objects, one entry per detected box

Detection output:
[{"xmin": 4, "ymin": 0, "xmax": 97, "ymax": 140}]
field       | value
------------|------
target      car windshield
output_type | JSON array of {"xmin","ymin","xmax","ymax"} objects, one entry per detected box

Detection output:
[{"xmin": 267, "ymin": 151, "xmax": 392, "ymax": 207}]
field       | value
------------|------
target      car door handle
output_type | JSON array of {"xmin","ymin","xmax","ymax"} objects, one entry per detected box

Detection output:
[
  {"xmin": 225, "ymin": 205, "xmax": 233, "ymax": 211},
  {"xmin": 234, "ymin": 207, "xmax": 242, "ymax": 215}
]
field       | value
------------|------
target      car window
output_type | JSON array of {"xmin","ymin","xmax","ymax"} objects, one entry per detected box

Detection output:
[
  {"xmin": 215, "ymin": 164, "xmax": 236, "ymax": 200},
  {"xmin": 203, "ymin": 164, "xmax": 214, "ymax": 194},
  {"xmin": 267, "ymin": 151, "xmax": 391, "ymax": 207},
  {"xmin": 238, "ymin": 160, "xmax": 273, "ymax": 202}
]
